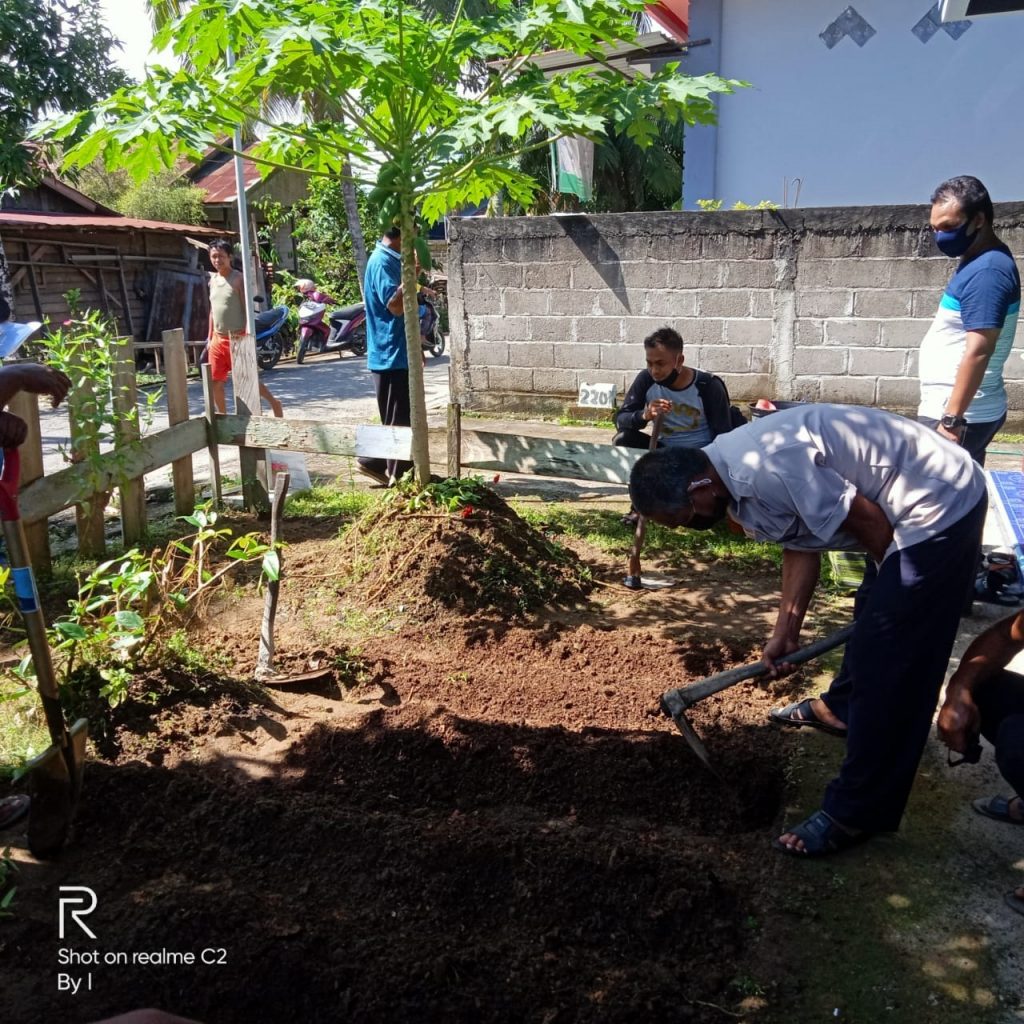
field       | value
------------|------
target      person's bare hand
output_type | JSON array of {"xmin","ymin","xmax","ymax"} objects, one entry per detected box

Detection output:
[
  {"xmin": 937, "ymin": 423, "xmax": 965, "ymax": 446},
  {"xmin": 2, "ymin": 364, "xmax": 72, "ymax": 408},
  {"xmin": 762, "ymin": 635, "xmax": 800, "ymax": 678},
  {"xmin": 937, "ymin": 689, "xmax": 980, "ymax": 754},
  {"xmin": 0, "ymin": 411, "xmax": 27, "ymax": 449},
  {"xmin": 644, "ymin": 399, "xmax": 671, "ymax": 421}
]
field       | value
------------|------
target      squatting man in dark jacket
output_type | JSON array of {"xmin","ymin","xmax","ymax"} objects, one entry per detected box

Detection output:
[{"xmin": 628, "ymin": 404, "xmax": 986, "ymax": 857}]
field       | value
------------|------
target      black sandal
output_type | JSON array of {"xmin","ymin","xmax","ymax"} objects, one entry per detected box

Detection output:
[
  {"xmin": 772, "ymin": 809, "xmax": 870, "ymax": 858},
  {"xmin": 769, "ymin": 698, "xmax": 846, "ymax": 737}
]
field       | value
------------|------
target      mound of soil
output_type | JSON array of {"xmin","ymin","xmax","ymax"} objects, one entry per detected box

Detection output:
[{"xmin": 339, "ymin": 485, "xmax": 593, "ymax": 619}]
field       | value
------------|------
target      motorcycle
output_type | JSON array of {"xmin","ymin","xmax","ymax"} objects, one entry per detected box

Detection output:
[
  {"xmin": 297, "ymin": 300, "xmax": 368, "ymax": 363},
  {"xmin": 252, "ymin": 303, "xmax": 294, "ymax": 371},
  {"xmin": 419, "ymin": 291, "xmax": 445, "ymax": 358}
]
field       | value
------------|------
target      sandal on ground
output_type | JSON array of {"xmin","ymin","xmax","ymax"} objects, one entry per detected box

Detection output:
[
  {"xmin": 0, "ymin": 793, "xmax": 29, "ymax": 831},
  {"xmin": 1004, "ymin": 890, "xmax": 1024, "ymax": 917},
  {"xmin": 769, "ymin": 698, "xmax": 847, "ymax": 737},
  {"xmin": 972, "ymin": 795, "xmax": 1024, "ymax": 826},
  {"xmin": 772, "ymin": 809, "xmax": 870, "ymax": 858}
]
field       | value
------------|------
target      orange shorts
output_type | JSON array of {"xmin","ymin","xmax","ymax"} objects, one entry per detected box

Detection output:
[{"xmin": 209, "ymin": 330, "xmax": 243, "ymax": 383}]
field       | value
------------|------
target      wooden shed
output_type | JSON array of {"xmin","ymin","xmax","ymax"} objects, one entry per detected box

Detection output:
[{"xmin": 0, "ymin": 178, "xmax": 226, "ymax": 343}]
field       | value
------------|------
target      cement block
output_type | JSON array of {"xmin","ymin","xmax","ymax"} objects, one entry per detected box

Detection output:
[
  {"xmin": 796, "ymin": 320, "xmax": 824, "ymax": 346},
  {"xmin": 725, "ymin": 319, "xmax": 773, "ymax": 346},
  {"xmin": 472, "ymin": 315, "xmax": 530, "ymax": 343},
  {"xmin": 468, "ymin": 341, "xmax": 509, "ymax": 367},
  {"xmin": 463, "ymin": 288, "xmax": 500, "ymax": 315},
  {"xmin": 524, "ymin": 264, "xmax": 571, "ymax": 290},
  {"xmin": 799, "ymin": 258, "xmax": 896, "ymax": 289},
  {"xmin": 528, "ymin": 315, "xmax": 577, "ymax": 344},
  {"xmin": 645, "ymin": 290, "xmax": 700, "ymax": 317},
  {"xmin": 750, "ymin": 291, "xmax": 774, "ymax": 318},
  {"xmin": 717, "ymin": 373, "xmax": 773, "ymax": 402},
  {"xmin": 488, "ymin": 366, "xmax": 535, "ymax": 392},
  {"xmin": 906, "ymin": 348, "xmax": 919, "ymax": 376},
  {"xmin": 723, "ymin": 261, "xmax": 776, "ymax": 288},
  {"xmin": 817, "ymin": 375, "xmax": 876, "ymax": 404},
  {"xmin": 1005, "ymin": 379, "xmax": 1024, "ymax": 410},
  {"xmin": 600, "ymin": 344, "xmax": 644, "ymax": 371},
  {"xmin": 571, "ymin": 261, "xmax": 639, "ymax": 290},
  {"xmin": 911, "ymin": 290, "xmax": 941, "ymax": 318},
  {"xmin": 875, "ymin": 377, "xmax": 920, "ymax": 409},
  {"xmin": 547, "ymin": 289, "xmax": 602, "ymax": 316},
  {"xmin": 879, "ymin": 319, "xmax": 928, "ymax": 349},
  {"xmin": 673, "ymin": 317, "xmax": 726, "ymax": 346},
  {"xmin": 848, "ymin": 347, "xmax": 907, "ymax": 376},
  {"xmin": 861, "ymin": 230, "xmax": 933, "ymax": 259},
  {"xmin": 705, "ymin": 234, "xmax": 773, "ymax": 260},
  {"xmin": 666, "ymin": 260, "xmax": 725, "ymax": 289},
  {"xmin": 796, "ymin": 290, "xmax": 854, "ymax": 317},
  {"xmin": 532, "ymin": 369, "xmax": 578, "ymax": 394},
  {"xmin": 648, "ymin": 235, "xmax": 703, "ymax": 261},
  {"xmin": 793, "ymin": 348, "xmax": 847, "ymax": 375},
  {"xmin": 618, "ymin": 262, "xmax": 669, "ymax": 290},
  {"xmin": 801, "ymin": 234, "xmax": 864, "ymax": 259},
  {"xmin": 853, "ymin": 290, "xmax": 913, "ymax": 317},
  {"xmin": 596, "ymin": 289, "xmax": 648, "ymax": 316},
  {"xmin": 554, "ymin": 343, "xmax": 600, "ymax": 369},
  {"xmin": 699, "ymin": 289, "xmax": 752, "ymax": 318},
  {"xmin": 824, "ymin": 319, "xmax": 880, "ymax": 347},
  {"xmin": 503, "ymin": 237, "xmax": 550, "ymax": 262},
  {"xmin": 574, "ymin": 316, "xmax": 625, "ymax": 344},
  {"xmin": 750, "ymin": 350, "xmax": 773, "ymax": 374},
  {"xmin": 475, "ymin": 264, "xmax": 523, "ymax": 288},
  {"xmin": 1003, "ymin": 352, "xmax": 1024, "ymax": 380},
  {"xmin": 889, "ymin": 259, "xmax": 952, "ymax": 289},
  {"xmin": 468, "ymin": 368, "xmax": 490, "ymax": 391},
  {"xmin": 700, "ymin": 345, "xmax": 753, "ymax": 372},
  {"xmin": 508, "ymin": 342, "xmax": 555, "ymax": 368},
  {"xmin": 503, "ymin": 289, "xmax": 551, "ymax": 316},
  {"xmin": 462, "ymin": 239, "xmax": 503, "ymax": 264}
]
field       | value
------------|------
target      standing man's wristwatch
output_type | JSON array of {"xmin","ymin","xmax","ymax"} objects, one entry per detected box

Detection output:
[{"xmin": 940, "ymin": 413, "xmax": 967, "ymax": 432}]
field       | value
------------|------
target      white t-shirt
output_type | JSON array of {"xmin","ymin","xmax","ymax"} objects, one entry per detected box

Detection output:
[{"xmin": 703, "ymin": 404, "xmax": 985, "ymax": 557}]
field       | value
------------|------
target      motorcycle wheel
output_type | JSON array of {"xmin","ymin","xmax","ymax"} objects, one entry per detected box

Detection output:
[
  {"xmin": 428, "ymin": 331, "xmax": 445, "ymax": 358},
  {"xmin": 257, "ymin": 340, "xmax": 281, "ymax": 371},
  {"xmin": 348, "ymin": 325, "xmax": 367, "ymax": 358},
  {"xmin": 296, "ymin": 335, "xmax": 309, "ymax": 365}
]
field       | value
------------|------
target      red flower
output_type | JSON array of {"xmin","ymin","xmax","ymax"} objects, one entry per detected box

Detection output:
[
  {"xmin": 459, "ymin": 505, "xmax": 474, "ymax": 519},
  {"xmin": 492, "ymin": 474, "xmax": 501, "ymax": 484}
]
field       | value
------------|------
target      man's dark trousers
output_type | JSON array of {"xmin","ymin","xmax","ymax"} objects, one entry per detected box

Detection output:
[
  {"xmin": 820, "ymin": 497, "xmax": 986, "ymax": 832},
  {"xmin": 976, "ymin": 670, "xmax": 1024, "ymax": 799},
  {"xmin": 358, "ymin": 368, "xmax": 412, "ymax": 482}
]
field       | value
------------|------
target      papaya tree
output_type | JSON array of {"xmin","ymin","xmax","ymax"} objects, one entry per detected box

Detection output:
[{"xmin": 37, "ymin": 0, "xmax": 743, "ymax": 486}]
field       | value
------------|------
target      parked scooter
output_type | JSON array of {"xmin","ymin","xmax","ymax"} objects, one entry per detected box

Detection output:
[
  {"xmin": 253, "ymin": 303, "xmax": 293, "ymax": 371},
  {"xmin": 419, "ymin": 291, "xmax": 445, "ymax": 358},
  {"xmin": 297, "ymin": 300, "xmax": 368, "ymax": 363}
]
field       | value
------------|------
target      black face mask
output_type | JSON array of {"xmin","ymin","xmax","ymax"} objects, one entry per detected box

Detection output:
[{"xmin": 656, "ymin": 366, "xmax": 680, "ymax": 389}]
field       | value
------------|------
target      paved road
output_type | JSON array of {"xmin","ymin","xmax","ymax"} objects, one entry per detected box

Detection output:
[{"xmin": 36, "ymin": 350, "xmax": 453, "ymax": 489}]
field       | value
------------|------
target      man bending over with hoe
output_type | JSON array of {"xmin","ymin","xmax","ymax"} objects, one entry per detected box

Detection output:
[{"xmin": 629, "ymin": 404, "xmax": 985, "ymax": 857}]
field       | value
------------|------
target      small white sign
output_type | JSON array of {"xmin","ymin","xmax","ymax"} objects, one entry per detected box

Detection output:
[{"xmin": 577, "ymin": 382, "xmax": 617, "ymax": 409}]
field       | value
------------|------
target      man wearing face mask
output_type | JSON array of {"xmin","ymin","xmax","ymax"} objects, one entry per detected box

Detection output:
[
  {"xmin": 919, "ymin": 175, "xmax": 1021, "ymax": 459},
  {"xmin": 629, "ymin": 404, "xmax": 986, "ymax": 857}
]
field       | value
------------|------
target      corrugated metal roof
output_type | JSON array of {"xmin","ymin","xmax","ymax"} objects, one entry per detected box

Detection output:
[
  {"xmin": 0, "ymin": 212, "xmax": 225, "ymax": 236},
  {"xmin": 193, "ymin": 150, "xmax": 265, "ymax": 205}
]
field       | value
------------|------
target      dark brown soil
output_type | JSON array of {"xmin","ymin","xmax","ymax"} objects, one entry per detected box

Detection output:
[{"xmin": 1, "ymin": 507, "xmax": 813, "ymax": 1024}]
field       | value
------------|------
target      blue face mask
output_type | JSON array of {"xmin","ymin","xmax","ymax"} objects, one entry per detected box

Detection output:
[{"xmin": 934, "ymin": 218, "xmax": 979, "ymax": 258}]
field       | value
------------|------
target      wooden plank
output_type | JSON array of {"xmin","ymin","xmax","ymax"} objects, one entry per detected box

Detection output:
[
  {"xmin": 7, "ymin": 391, "xmax": 50, "ymax": 571},
  {"xmin": 67, "ymin": 347, "xmax": 106, "ymax": 558},
  {"xmin": 201, "ymin": 364, "xmax": 223, "ymax": 507},
  {"xmin": 453, "ymin": 427, "xmax": 644, "ymax": 486},
  {"xmin": 163, "ymin": 328, "xmax": 196, "ymax": 515},
  {"xmin": 20, "ymin": 419, "xmax": 208, "ymax": 527},
  {"xmin": 112, "ymin": 338, "xmax": 147, "ymax": 545},
  {"xmin": 229, "ymin": 332, "xmax": 270, "ymax": 515},
  {"xmin": 447, "ymin": 402, "xmax": 461, "ymax": 479},
  {"xmin": 354, "ymin": 425, "xmax": 413, "ymax": 460},
  {"xmin": 218, "ymin": 415, "xmax": 357, "ymax": 457}
]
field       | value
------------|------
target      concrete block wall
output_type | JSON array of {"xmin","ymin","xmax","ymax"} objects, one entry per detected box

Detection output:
[{"xmin": 447, "ymin": 205, "xmax": 1024, "ymax": 425}]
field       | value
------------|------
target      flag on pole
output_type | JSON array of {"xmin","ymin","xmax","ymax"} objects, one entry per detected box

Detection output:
[{"xmin": 556, "ymin": 136, "xmax": 595, "ymax": 202}]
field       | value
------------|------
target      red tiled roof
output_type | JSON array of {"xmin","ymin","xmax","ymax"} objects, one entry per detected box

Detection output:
[{"xmin": 0, "ymin": 212, "xmax": 226, "ymax": 236}]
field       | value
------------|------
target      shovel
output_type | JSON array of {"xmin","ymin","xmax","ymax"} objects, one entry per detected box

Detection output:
[
  {"xmin": 0, "ymin": 447, "xmax": 88, "ymax": 857},
  {"xmin": 660, "ymin": 624, "xmax": 854, "ymax": 774},
  {"xmin": 623, "ymin": 413, "xmax": 663, "ymax": 590}
]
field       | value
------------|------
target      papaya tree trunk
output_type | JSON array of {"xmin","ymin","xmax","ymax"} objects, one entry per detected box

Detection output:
[
  {"xmin": 341, "ymin": 161, "xmax": 368, "ymax": 300},
  {"xmin": 400, "ymin": 199, "xmax": 430, "ymax": 486}
]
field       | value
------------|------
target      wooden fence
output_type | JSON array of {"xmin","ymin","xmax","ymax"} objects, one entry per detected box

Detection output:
[{"xmin": 16, "ymin": 329, "xmax": 642, "ymax": 571}]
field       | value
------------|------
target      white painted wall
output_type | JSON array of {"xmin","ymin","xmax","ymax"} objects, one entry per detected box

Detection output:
[{"xmin": 711, "ymin": 0, "xmax": 1024, "ymax": 208}]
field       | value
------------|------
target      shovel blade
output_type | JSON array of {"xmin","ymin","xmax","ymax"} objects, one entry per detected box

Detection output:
[{"xmin": 26, "ymin": 744, "xmax": 73, "ymax": 858}]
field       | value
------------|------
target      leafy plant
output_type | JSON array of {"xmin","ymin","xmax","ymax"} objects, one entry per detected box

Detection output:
[
  {"xmin": 697, "ymin": 198, "xmax": 779, "ymax": 211},
  {"xmin": 387, "ymin": 474, "xmax": 491, "ymax": 515},
  {"xmin": 0, "ymin": 847, "xmax": 17, "ymax": 918},
  {"xmin": 39, "ymin": 504, "xmax": 278, "ymax": 710}
]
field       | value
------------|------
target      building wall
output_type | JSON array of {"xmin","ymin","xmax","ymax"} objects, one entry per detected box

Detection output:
[
  {"xmin": 690, "ymin": 0, "xmax": 1024, "ymax": 208},
  {"xmin": 448, "ymin": 205, "xmax": 1024, "ymax": 424}
]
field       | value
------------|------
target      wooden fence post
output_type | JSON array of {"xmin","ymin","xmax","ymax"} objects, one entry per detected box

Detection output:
[
  {"xmin": 68, "ymin": 348, "xmax": 106, "ymax": 559},
  {"xmin": 229, "ymin": 333, "xmax": 270, "ymax": 516},
  {"xmin": 7, "ymin": 391, "xmax": 51, "ymax": 572},
  {"xmin": 113, "ymin": 337, "xmax": 147, "ymax": 546},
  {"xmin": 162, "ymin": 328, "xmax": 196, "ymax": 516},
  {"xmin": 201, "ymin": 364, "xmax": 223, "ymax": 507},
  {"xmin": 447, "ymin": 402, "xmax": 461, "ymax": 479}
]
